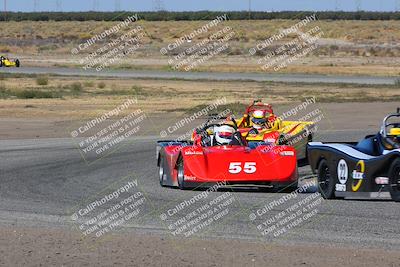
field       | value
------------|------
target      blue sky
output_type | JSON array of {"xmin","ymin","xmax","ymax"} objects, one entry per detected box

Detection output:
[{"xmin": 5, "ymin": 0, "xmax": 399, "ymax": 12}]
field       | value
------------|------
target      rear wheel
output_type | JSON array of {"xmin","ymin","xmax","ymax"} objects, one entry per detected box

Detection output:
[
  {"xmin": 317, "ymin": 159, "xmax": 336, "ymax": 199},
  {"xmin": 177, "ymin": 158, "xmax": 186, "ymax": 190},
  {"xmin": 388, "ymin": 158, "xmax": 400, "ymax": 202},
  {"xmin": 159, "ymin": 156, "xmax": 166, "ymax": 187},
  {"xmin": 15, "ymin": 59, "xmax": 20, "ymax": 67}
]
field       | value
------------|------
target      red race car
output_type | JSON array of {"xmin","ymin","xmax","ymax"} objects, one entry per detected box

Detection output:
[{"xmin": 157, "ymin": 120, "xmax": 298, "ymax": 190}]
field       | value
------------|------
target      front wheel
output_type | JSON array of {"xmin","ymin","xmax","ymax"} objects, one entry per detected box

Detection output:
[
  {"xmin": 317, "ymin": 159, "xmax": 336, "ymax": 199},
  {"xmin": 388, "ymin": 158, "xmax": 400, "ymax": 202},
  {"xmin": 177, "ymin": 158, "xmax": 186, "ymax": 190},
  {"xmin": 15, "ymin": 59, "xmax": 20, "ymax": 68},
  {"xmin": 159, "ymin": 156, "xmax": 166, "ymax": 187}
]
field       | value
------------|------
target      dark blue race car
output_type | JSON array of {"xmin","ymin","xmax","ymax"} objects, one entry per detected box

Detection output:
[{"xmin": 308, "ymin": 109, "xmax": 400, "ymax": 202}]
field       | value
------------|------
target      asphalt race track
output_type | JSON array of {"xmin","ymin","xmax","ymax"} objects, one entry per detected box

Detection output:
[
  {"xmin": 0, "ymin": 66, "xmax": 396, "ymax": 85},
  {"xmin": 1, "ymin": 131, "xmax": 400, "ymax": 251}
]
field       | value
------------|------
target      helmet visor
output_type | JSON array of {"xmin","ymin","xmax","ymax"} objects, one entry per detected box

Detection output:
[
  {"xmin": 252, "ymin": 118, "xmax": 266, "ymax": 125},
  {"xmin": 218, "ymin": 131, "xmax": 233, "ymax": 139}
]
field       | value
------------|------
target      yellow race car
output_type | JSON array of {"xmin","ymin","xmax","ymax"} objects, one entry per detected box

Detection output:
[
  {"xmin": 0, "ymin": 56, "xmax": 20, "ymax": 67},
  {"xmin": 234, "ymin": 100, "xmax": 316, "ymax": 163}
]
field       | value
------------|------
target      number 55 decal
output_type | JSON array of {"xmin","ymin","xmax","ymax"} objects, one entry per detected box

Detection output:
[{"xmin": 228, "ymin": 162, "xmax": 257, "ymax": 174}]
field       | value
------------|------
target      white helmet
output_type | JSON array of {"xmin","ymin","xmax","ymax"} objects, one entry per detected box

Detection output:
[{"xmin": 214, "ymin": 125, "xmax": 235, "ymax": 145}]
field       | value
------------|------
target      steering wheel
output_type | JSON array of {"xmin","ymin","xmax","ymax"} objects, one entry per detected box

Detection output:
[
  {"xmin": 244, "ymin": 128, "xmax": 259, "ymax": 139},
  {"xmin": 379, "ymin": 132, "xmax": 400, "ymax": 150}
]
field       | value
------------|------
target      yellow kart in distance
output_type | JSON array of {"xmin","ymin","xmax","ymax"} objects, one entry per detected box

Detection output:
[
  {"xmin": 0, "ymin": 56, "xmax": 20, "ymax": 67},
  {"xmin": 235, "ymin": 100, "xmax": 316, "ymax": 163}
]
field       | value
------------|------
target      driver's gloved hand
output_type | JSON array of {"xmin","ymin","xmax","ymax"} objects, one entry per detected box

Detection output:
[
  {"xmin": 248, "ymin": 128, "xmax": 259, "ymax": 135},
  {"xmin": 394, "ymin": 136, "xmax": 400, "ymax": 145}
]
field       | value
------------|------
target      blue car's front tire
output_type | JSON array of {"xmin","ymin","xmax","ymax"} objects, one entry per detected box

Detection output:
[{"xmin": 317, "ymin": 159, "xmax": 336, "ymax": 199}]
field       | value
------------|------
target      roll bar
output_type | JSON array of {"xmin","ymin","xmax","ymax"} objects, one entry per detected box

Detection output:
[
  {"xmin": 381, "ymin": 108, "xmax": 400, "ymax": 137},
  {"xmin": 245, "ymin": 100, "xmax": 274, "ymax": 115}
]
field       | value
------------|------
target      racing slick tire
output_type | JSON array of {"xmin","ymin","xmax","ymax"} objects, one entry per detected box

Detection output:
[
  {"xmin": 177, "ymin": 158, "xmax": 186, "ymax": 190},
  {"xmin": 388, "ymin": 158, "xmax": 400, "ymax": 202},
  {"xmin": 15, "ymin": 59, "xmax": 20, "ymax": 68},
  {"xmin": 317, "ymin": 159, "xmax": 336, "ymax": 199},
  {"xmin": 158, "ymin": 155, "xmax": 166, "ymax": 187},
  {"xmin": 0, "ymin": 60, "xmax": 2, "ymax": 67}
]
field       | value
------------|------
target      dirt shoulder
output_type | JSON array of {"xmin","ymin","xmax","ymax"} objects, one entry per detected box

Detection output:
[{"xmin": 1, "ymin": 225, "xmax": 399, "ymax": 267}]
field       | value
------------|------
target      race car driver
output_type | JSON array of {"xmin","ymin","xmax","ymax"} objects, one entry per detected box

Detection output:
[
  {"xmin": 386, "ymin": 127, "xmax": 400, "ymax": 148},
  {"xmin": 252, "ymin": 110, "xmax": 268, "ymax": 130},
  {"xmin": 248, "ymin": 110, "xmax": 277, "ymax": 134},
  {"xmin": 213, "ymin": 125, "xmax": 244, "ymax": 146}
]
